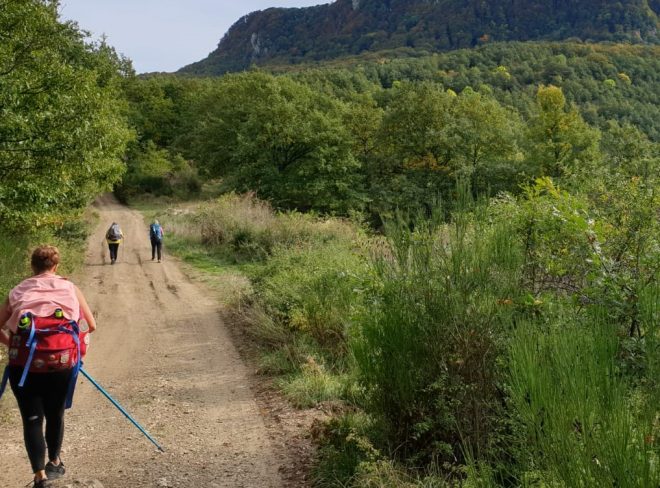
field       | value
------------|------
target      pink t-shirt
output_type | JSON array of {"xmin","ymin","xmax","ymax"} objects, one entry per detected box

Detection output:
[{"xmin": 6, "ymin": 273, "xmax": 80, "ymax": 333}]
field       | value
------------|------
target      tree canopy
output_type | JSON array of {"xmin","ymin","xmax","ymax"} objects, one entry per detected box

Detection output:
[{"xmin": 0, "ymin": 0, "xmax": 132, "ymax": 227}]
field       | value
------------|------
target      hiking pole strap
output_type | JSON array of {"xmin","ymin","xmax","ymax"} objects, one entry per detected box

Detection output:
[{"xmin": 80, "ymin": 367, "xmax": 165, "ymax": 452}]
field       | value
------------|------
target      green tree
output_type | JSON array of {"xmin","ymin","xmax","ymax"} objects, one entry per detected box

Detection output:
[
  {"xmin": 0, "ymin": 0, "xmax": 132, "ymax": 227},
  {"xmin": 343, "ymin": 95, "xmax": 383, "ymax": 165},
  {"xmin": 449, "ymin": 88, "xmax": 523, "ymax": 194},
  {"xmin": 189, "ymin": 72, "xmax": 363, "ymax": 213},
  {"xmin": 526, "ymin": 85, "xmax": 601, "ymax": 179},
  {"xmin": 370, "ymin": 82, "xmax": 524, "ymax": 214},
  {"xmin": 121, "ymin": 77, "xmax": 178, "ymax": 147},
  {"xmin": 370, "ymin": 82, "xmax": 455, "ymax": 214},
  {"xmin": 601, "ymin": 120, "xmax": 659, "ymax": 179}
]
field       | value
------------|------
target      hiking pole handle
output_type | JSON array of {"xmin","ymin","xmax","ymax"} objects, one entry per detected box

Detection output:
[{"xmin": 80, "ymin": 367, "xmax": 165, "ymax": 452}]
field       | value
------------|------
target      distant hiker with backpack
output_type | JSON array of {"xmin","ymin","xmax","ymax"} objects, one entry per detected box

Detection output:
[
  {"xmin": 0, "ymin": 245, "xmax": 97, "ymax": 488},
  {"xmin": 149, "ymin": 219, "xmax": 164, "ymax": 263},
  {"xmin": 105, "ymin": 222, "xmax": 124, "ymax": 264}
]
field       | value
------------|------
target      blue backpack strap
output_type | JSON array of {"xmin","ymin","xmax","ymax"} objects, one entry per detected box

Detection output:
[
  {"xmin": 0, "ymin": 366, "xmax": 9, "ymax": 401},
  {"xmin": 61, "ymin": 320, "xmax": 81, "ymax": 409},
  {"xmin": 18, "ymin": 318, "xmax": 38, "ymax": 387},
  {"xmin": 66, "ymin": 362, "xmax": 81, "ymax": 409}
]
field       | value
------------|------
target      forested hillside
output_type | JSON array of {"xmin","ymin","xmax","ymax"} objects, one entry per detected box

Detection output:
[
  {"xmin": 286, "ymin": 42, "xmax": 660, "ymax": 141},
  {"xmin": 180, "ymin": 0, "xmax": 659, "ymax": 74},
  {"xmin": 129, "ymin": 41, "xmax": 660, "ymax": 216}
]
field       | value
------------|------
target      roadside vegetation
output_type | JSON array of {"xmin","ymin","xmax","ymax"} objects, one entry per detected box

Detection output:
[{"xmin": 144, "ymin": 164, "xmax": 659, "ymax": 486}]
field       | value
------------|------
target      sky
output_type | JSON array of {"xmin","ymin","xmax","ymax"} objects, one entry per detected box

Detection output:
[{"xmin": 59, "ymin": 1, "xmax": 331, "ymax": 73}]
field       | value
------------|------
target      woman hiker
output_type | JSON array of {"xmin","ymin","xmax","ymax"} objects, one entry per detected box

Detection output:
[
  {"xmin": 0, "ymin": 245, "xmax": 97, "ymax": 487},
  {"xmin": 149, "ymin": 219, "xmax": 164, "ymax": 263},
  {"xmin": 105, "ymin": 222, "xmax": 124, "ymax": 264}
]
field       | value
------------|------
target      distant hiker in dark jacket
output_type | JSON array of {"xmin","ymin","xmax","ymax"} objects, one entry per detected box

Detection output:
[
  {"xmin": 105, "ymin": 222, "xmax": 124, "ymax": 264},
  {"xmin": 149, "ymin": 220, "xmax": 164, "ymax": 263}
]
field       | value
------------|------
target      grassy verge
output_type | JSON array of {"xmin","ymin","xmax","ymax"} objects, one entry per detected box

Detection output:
[{"xmin": 133, "ymin": 192, "xmax": 375, "ymax": 417}]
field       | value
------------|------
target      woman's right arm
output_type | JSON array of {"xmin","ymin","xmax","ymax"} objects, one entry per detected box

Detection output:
[
  {"xmin": 74, "ymin": 286, "xmax": 97, "ymax": 333},
  {"xmin": 0, "ymin": 298, "xmax": 11, "ymax": 346}
]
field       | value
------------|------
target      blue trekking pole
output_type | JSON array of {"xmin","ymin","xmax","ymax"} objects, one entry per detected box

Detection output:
[{"xmin": 80, "ymin": 368, "xmax": 165, "ymax": 452}]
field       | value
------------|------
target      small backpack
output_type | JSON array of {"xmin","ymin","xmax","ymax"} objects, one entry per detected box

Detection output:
[
  {"xmin": 150, "ymin": 223, "xmax": 162, "ymax": 241},
  {"xmin": 107, "ymin": 224, "xmax": 121, "ymax": 241}
]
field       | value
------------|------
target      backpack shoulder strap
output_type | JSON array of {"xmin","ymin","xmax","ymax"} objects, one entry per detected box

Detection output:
[{"xmin": 18, "ymin": 316, "xmax": 39, "ymax": 387}]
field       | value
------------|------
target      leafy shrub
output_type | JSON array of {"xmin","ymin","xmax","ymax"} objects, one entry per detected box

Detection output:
[
  {"xmin": 313, "ymin": 412, "xmax": 383, "ymax": 487},
  {"xmin": 253, "ymin": 240, "xmax": 369, "ymax": 354}
]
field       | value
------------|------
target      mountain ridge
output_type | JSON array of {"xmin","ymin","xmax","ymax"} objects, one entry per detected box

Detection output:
[{"xmin": 180, "ymin": 0, "xmax": 659, "ymax": 75}]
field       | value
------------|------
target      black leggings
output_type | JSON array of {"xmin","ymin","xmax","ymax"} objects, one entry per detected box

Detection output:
[
  {"xmin": 9, "ymin": 367, "xmax": 72, "ymax": 473},
  {"xmin": 151, "ymin": 239, "xmax": 162, "ymax": 260},
  {"xmin": 108, "ymin": 243, "xmax": 119, "ymax": 261}
]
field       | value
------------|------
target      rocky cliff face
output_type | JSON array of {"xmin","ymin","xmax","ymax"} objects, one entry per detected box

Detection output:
[{"xmin": 179, "ymin": 0, "xmax": 659, "ymax": 75}]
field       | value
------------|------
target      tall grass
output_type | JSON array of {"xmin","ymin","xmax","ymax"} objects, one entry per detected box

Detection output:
[
  {"xmin": 352, "ymin": 203, "xmax": 524, "ymax": 467},
  {"xmin": 508, "ymin": 304, "xmax": 660, "ymax": 487},
  {"xmin": 165, "ymin": 192, "xmax": 357, "ymax": 262}
]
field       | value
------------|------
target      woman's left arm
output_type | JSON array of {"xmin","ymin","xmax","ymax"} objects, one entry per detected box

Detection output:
[{"xmin": 0, "ymin": 298, "xmax": 11, "ymax": 346}]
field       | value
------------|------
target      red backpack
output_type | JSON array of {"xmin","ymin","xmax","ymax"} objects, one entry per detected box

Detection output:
[
  {"xmin": 1, "ymin": 309, "xmax": 88, "ymax": 409},
  {"xmin": 7, "ymin": 309, "xmax": 89, "ymax": 373}
]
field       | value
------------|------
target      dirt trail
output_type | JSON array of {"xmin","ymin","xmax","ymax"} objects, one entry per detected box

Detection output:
[{"xmin": 0, "ymin": 194, "xmax": 289, "ymax": 488}]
